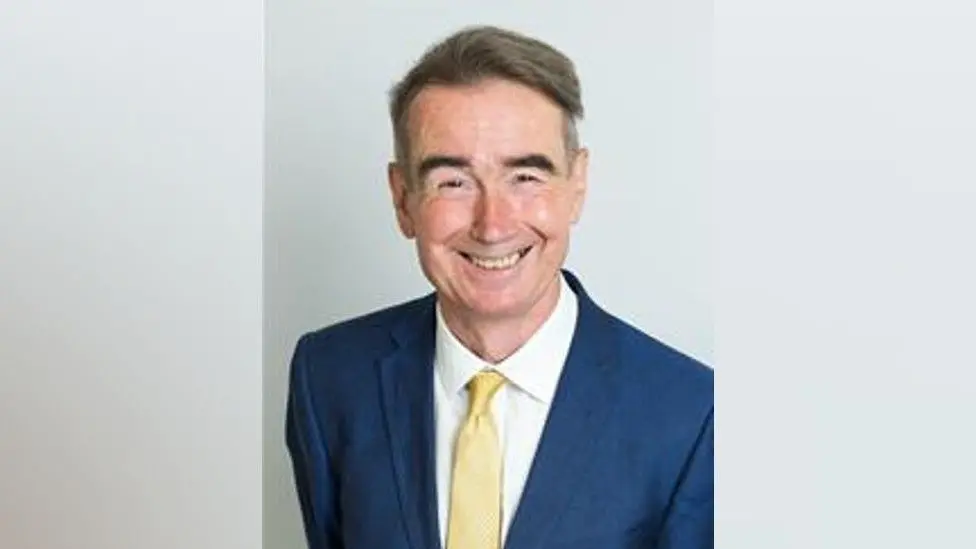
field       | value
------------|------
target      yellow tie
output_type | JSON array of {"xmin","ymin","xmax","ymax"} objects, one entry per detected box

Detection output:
[{"xmin": 446, "ymin": 370, "xmax": 507, "ymax": 549}]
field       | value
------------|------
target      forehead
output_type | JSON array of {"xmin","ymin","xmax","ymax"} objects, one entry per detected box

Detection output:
[{"xmin": 405, "ymin": 79, "xmax": 566, "ymax": 164}]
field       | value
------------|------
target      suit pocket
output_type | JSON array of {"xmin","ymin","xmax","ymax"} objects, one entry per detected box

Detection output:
[{"xmin": 551, "ymin": 520, "xmax": 655, "ymax": 549}]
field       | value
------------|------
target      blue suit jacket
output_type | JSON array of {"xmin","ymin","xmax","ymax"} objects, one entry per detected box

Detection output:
[{"xmin": 286, "ymin": 271, "xmax": 713, "ymax": 549}]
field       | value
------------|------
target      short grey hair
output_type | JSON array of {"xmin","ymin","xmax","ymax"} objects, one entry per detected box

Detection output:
[{"xmin": 388, "ymin": 25, "xmax": 584, "ymax": 170}]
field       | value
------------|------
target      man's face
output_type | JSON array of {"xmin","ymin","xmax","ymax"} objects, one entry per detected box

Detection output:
[{"xmin": 388, "ymin": 78, "xmax": 588, "ymax": 322}]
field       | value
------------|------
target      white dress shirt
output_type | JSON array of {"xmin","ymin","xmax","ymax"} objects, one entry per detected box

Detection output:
[{"xmin": 433, "ymin": 273, "xmax": 579, "ymax": 548}]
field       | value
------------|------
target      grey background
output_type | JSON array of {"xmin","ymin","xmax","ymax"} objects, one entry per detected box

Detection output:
[
  {"xmin": 0, "ymin": 1, "xmax": 263, "ymax": 548},
  {"xmin": 264, "ymin": 1, "xmax": 712, "ymax": 547},
  {"xmin": 716, "ymin": 0, "xmax": 976, "ymax": 546}
]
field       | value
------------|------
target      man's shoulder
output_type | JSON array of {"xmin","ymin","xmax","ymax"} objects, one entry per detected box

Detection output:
[
  {"xmin": 565, "ymin": 270, "xmax": 711, "ymax": 398},
  {"xmin": 294, "ymin": 293, "xmax": 434, "ymax": 362},
  {"xmin": 599, "ymin": 308, "xmax": 713, "ymax": 406}
]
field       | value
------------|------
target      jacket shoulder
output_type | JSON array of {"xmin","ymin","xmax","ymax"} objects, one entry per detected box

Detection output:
[
  {"xmin": 291, "ymin": 293, "xmax": 433, "ymax": 369},
  {"xmin": 605, "ymin": 312, "xmax": 714, "ymax": 407},
  {"xmin": 305, "ymin": 293, "xmax": 430, "ymax": 342}
]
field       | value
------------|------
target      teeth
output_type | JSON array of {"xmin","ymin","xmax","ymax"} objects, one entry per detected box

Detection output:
[{"xmin": 468, "ymin": 250, "xmax": 523, "ymax": 270}]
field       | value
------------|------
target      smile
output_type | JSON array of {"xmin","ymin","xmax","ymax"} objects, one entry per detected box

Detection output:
[{"xmin": 459, "ymin": 246, "xmax": 533, "ymax": 271}]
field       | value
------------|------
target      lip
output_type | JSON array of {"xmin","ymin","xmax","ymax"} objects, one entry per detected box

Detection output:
[{"xmin": 458, "ymin": 246, "xmax": 534, "ymax": 263}]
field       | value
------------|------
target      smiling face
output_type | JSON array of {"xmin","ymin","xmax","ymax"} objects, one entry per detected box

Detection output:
[{"xmin": 388, "ymin": 78, "xmax": 588, "ymax": 324}]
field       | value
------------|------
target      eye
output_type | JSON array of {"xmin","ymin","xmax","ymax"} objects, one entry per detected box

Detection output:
[
  {"xmin": 438, "ymin": 178, "xmax": 466, "ymax": 189},
  {"xmin": 513, "ymin": 173, "xmax": 542, "ymax": 184}
]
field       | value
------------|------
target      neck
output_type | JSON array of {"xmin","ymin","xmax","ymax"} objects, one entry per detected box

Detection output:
[{"xmin": 441, "ymin": 274, "xmax": 562, "ymax": 364}]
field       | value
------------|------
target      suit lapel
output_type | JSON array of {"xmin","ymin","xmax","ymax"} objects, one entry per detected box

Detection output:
[
  {"xmin": 375, "ymin": 272, "xmax": 620, "ymax": 549},
  {"xmin": 378, "ymin": 296, "xmax": 442, "ymax": 549},
  {"xmin": 504, "ymin": 271, "xmax": 624, "ymax": 549}
]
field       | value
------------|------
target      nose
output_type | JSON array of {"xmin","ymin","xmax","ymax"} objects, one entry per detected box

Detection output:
[{"xmin": 471, "ymin": 187, "xmax": 517, "ymax": 244}]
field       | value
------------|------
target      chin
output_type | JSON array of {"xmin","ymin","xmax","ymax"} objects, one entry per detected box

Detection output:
[
  {"xmin": 463, "ymin": 301, "xmax": 527, "ymax": 321},
  {"xmin": 429, "ymin": 249, "xmax": 560, "ymax": 318},
  {"xmin": 461, "ymin": 284, "xmax": 542, "ymax": 318}
]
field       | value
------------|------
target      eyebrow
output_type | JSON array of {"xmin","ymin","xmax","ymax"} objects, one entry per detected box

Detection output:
[
  {"xmin": 503, "ymin": 154, "xmax": 558, "ymax": 174},
  {"xmin": 416, "ymin": 155, "xmax": 471, "ymax": 180},
  {"xmin": 415, "ymin": 153, "xmax": 559, "ymax": 180}
]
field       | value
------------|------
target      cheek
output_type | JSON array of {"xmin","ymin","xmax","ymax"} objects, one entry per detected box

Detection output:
[
  {"xmin": 520, "ymin": 193, "xmax": 572, "ymax": 237},
  {"xmin": 414, "ymin": 200, "xmax": 472, "ymax": 244}
]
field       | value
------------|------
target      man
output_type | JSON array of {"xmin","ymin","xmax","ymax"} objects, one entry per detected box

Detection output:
[{"xmin": 286, "ymin": 25, "xmax": 713, "ymax": 549}]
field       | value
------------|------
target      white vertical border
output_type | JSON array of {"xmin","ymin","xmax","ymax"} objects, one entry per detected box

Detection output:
[
  {"xmin": 716, "ymin": 0, "xmax": 976, "ymax": 546},
  {"xmin": 0, "ymin": 2, "xmax": 264, "ymax": 548}
]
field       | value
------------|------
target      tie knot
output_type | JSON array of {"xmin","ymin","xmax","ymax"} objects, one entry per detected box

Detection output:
[{"xmin": 466, "ymin": 370, "xmax": 506, "ymax": 417}]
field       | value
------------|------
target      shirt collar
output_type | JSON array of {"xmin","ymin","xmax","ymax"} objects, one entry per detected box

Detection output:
[{"xmin": 435, "ymin": 273, "xmax": 579, "ymax": 404}]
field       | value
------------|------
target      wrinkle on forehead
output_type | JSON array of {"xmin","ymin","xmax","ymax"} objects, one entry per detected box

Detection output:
[{"xmin": 406, "ymin": 79, "xmax": 569, "ymax": 170}]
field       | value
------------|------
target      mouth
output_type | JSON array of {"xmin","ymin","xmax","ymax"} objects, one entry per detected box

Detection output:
[{"xmin": 458, "ymin": 246, "xmax": 533, "ymax": 271}]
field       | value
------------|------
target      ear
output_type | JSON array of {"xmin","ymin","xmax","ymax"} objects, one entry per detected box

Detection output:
[
  {"xmin": 388, "ymin": 161, "xmax": 417, "ymax": 239},
  {"xmin": 567, "ymin": 147, "xmax": 589, "ymax": 224}
]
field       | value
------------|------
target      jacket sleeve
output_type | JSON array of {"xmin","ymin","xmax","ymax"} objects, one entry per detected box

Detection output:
[
  {"xmin": 655, "ymin": 408, "xmax": 714, "ymax": 549},
  {"xmin": 285, "ymin": 334, "xmax": 343, "ymax": 549}
]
